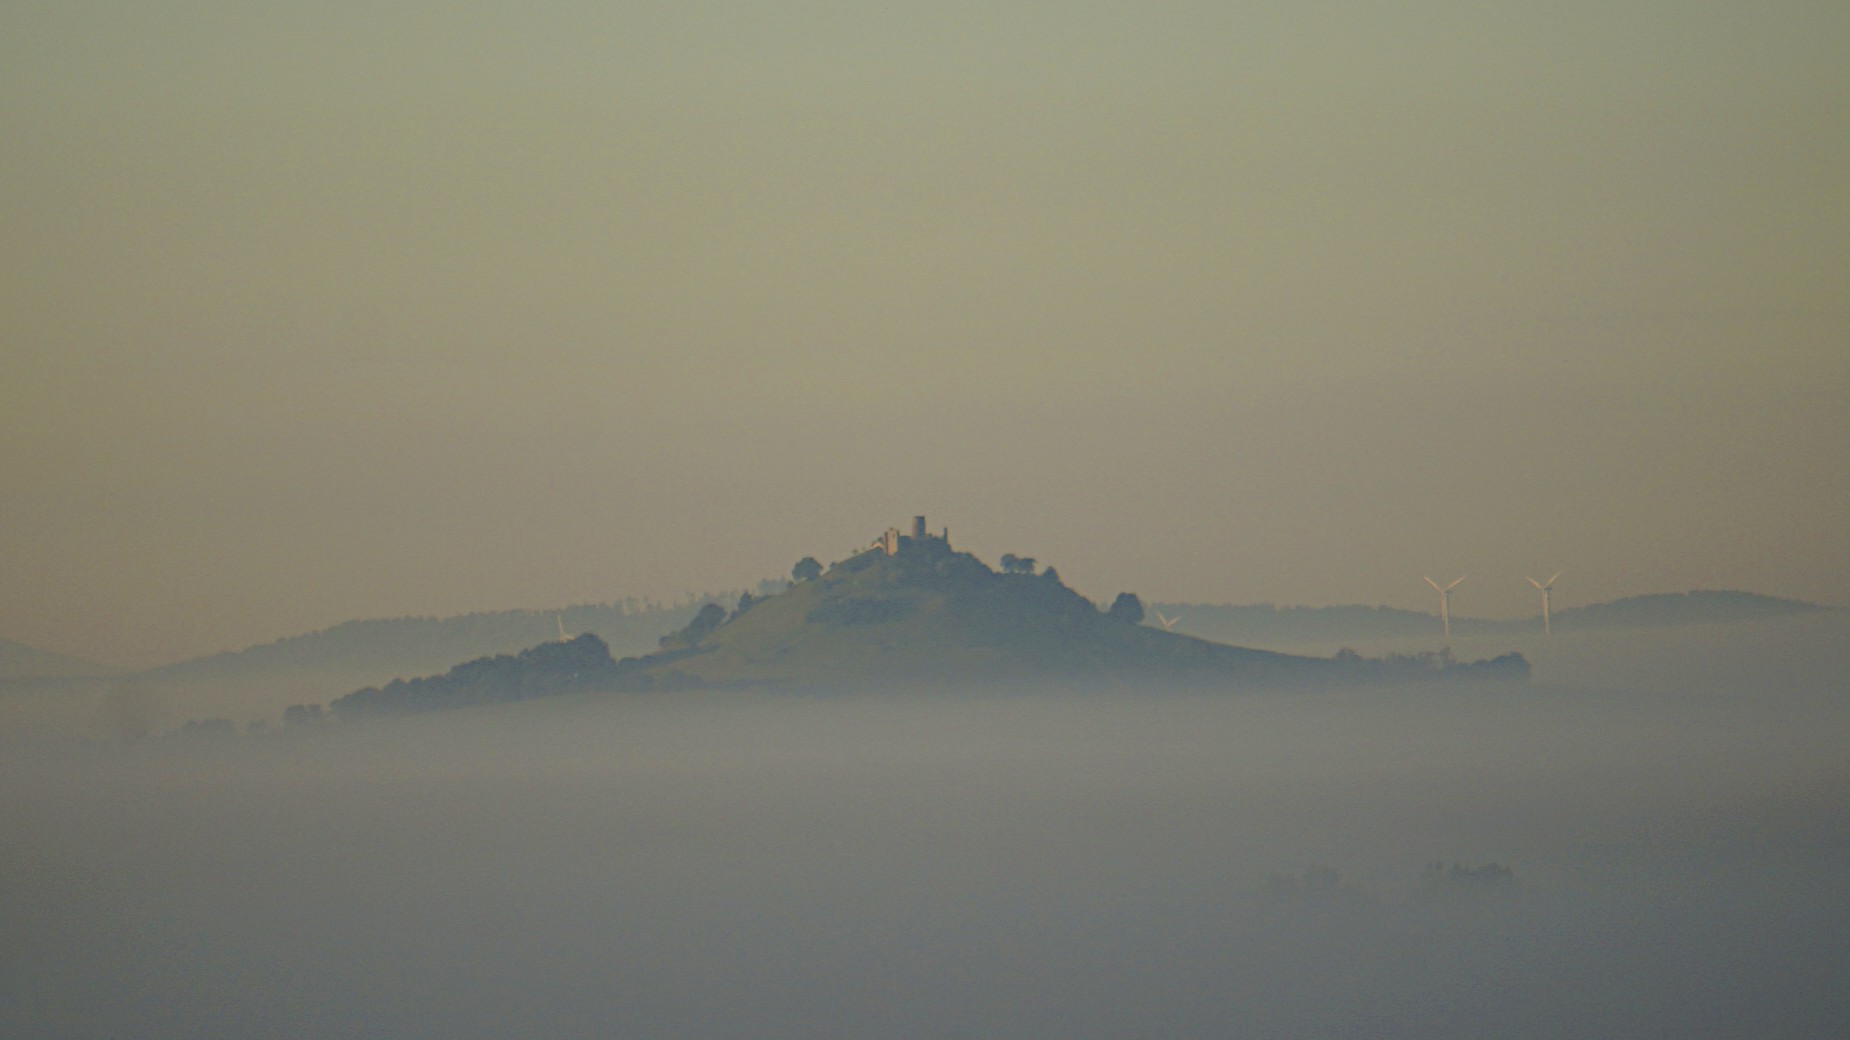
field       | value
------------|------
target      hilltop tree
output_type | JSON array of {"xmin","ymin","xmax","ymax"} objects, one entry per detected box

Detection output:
[
  {"xmin": 282, "ymin": 703, "xmax": 325, "ymax": 728},
  {"xmin": 1106, "ymin": 592, "xmax": 1145, "ymax": 625},
  {"xmin": 792, "ymin": 556, "xmax": 822, "ymax": 583},
  {"xmin": 1000, "ymin": 555, "xmax": 1036, "ymax": 575},
  {"xmin": 660, "ymin": 602, "xmax": 728, "ymax": 650},
  {"xmin": 689, "ymin": 602, "xmax": 727, "ymax": 636}
]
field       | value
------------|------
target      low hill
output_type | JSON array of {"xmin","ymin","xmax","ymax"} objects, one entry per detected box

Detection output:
[
  {"xmin": 323, "ymin": 535, "xmax": 1527, "ymax": 719},
  {"xmin": 1548, "ymin": 590, "xmax": 1827, "ymax": 631},
  {"xmin": 640, "ymin": 538, "xmax": 1323, "ymax": 688},
  {"xmin": 1152, "ymin": 590, "xmax": 1829, "ymax": 647}
]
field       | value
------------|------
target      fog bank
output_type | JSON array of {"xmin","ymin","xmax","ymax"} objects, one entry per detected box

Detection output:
[{"xmin": 6, "ymin": 655, "xmax": 1848, "ymax": 1037}]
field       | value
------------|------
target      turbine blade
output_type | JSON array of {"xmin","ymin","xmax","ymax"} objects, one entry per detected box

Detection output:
[
  {"xmin": 1424, "ymin": 577, "xmax": 1441, "ymax": 591},
  {"xmin": 1526, "ymin": 576, "xmax": 1543, "ymax": 589},
  {"xmin": 1446, "ymin": 576, "xmax": 1466, "ymax": 590},
  {"xmin": 1548, "ymin": 571, "xmax": 1562, "ymax": 587}
]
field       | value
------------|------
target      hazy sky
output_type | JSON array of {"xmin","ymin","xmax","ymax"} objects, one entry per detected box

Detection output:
[{"xmin": 5, "ymin": 2, "xmax": 1847, "ymax": 667}]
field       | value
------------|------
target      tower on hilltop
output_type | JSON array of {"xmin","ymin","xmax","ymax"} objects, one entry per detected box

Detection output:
[{"xmin": 873, "ymin": 515, "xmax": 947, "ymax": 555}]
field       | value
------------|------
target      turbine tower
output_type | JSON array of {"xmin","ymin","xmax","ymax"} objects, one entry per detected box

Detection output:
[
  {"xmin": 1526, "ymin": 572, "xmax": 1562, "ymax": 634},
  {"xmin": 556, "ymin": 611, "xmax": 569, "ymax": 643},
  {"xmin": 1424, "ymin": 575, "xmax": 1466, "ymax": 640}
]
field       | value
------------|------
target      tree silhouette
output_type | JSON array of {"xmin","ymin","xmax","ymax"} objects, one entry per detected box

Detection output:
[
  {"xmin": 792, "ymin": 556, "xmax": 822, "ymax": 583},
  {"xmin": 660, "ymin": 602, "xmax": 728, "ymax": 649},
  {"xmin": 282, "ymin": 703, "xmax": 325, "ymax": 728},
  {"xmin": 1106, "ymin": 592, "xmax": 1145, "ymax": 625}
]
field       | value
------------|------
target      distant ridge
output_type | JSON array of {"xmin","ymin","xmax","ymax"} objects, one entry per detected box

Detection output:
[
  {"xmin": 141, "ymin": 599, "xmax": 725, "ymax": 684},
  {"xmin": 1152, "ymin": 589, "xmax": 1829, "ymax": 646},
  {"xmin": 1547, "ymin": 590, "xmax": 1826, "ymax": 631},
  {"xmin": 1139, "ymin": 604, "xmax": 1444, "ymax": 645},
  {"xmin": 0, "ymin": 637, "xmax": 112, "ymax": 682}
]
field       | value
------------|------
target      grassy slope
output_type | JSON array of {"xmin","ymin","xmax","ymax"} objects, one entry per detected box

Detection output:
[{"xmin": 651, "ymin": 541, "xmax": 1318, "ymax": 687}]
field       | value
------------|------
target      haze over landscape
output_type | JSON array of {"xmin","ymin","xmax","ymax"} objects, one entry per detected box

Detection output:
[
  {"xmin": 5, "ymin": 1, "xmax": 1847, "ymax": 667},
  {"xmin": 4, "ymin": 4, "xmax": 1849, "ymax": 1037},
  {"xmin": 7, "ymin": 611, "xmax": 1850, "ymax": 1038}
]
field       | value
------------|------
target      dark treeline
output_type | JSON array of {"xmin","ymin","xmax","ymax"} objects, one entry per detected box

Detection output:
[{"xmin": 326, "ymin": 634, "xmax": 700, "ymax": 720}]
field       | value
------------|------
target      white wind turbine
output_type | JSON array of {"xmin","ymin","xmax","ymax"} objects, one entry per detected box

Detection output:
[
  {"xmin": 1424, "ymin": 575, "xmax": 1467, "ymax": 640},
  {"xmin": 1526, "ymin": 572, "xmax": 1562, "ymax": 634},
  {"xmin": 556, "ymin": 611, "xmax": 570, "ymax": 643},
  {"xmin": 1153, "ymin": 610, "xmax": 1181, "ymax": 632}
]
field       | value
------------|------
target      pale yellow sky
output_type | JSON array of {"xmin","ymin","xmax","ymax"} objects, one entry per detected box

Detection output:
[{"xmin": 4, "ymin": 2, "xmax": 1847, "ymax": 666}]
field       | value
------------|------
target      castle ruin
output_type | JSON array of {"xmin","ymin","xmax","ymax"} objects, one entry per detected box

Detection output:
[{"xmin": 872, "ymin": 516, "xmax": 948, "ymax": 555}]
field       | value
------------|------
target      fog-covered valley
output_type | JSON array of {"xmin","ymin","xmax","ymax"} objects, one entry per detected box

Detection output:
[{"xmin": 5, "ymin": 616, "xmax": 1848, "ymax": 1038}]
